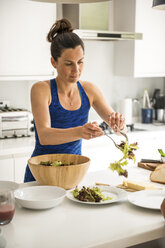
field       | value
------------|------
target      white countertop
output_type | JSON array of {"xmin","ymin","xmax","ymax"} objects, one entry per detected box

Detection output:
[
  {"xmin": 2, "ymin": 166, "xmax": 165, "ymax": 248},
  {"xmin": 0, "ymin": 136, "xmax": 35, "ymax": 156},
  {"xmin": 134, "ymin": 122, "xmax": 165, "ymax": 132}
]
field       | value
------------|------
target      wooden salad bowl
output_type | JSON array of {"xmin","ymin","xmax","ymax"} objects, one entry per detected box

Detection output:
[{"xmin": 28, "ymin": 154, "xmax": 90, "ymax": 189}]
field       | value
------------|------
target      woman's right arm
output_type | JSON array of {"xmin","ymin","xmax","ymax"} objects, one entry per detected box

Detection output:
[{"xmin": 31, "ymin": 82, "xmax": 102, "ymax": 145}]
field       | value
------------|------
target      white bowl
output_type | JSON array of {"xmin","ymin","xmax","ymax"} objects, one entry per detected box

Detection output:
[
  {"xmin": 14, "ymin": 186, "xmax": 66, "ymax": 210},
  {"xmin": 0, "ymin": 181, "xmax": 19, "ymax": 192}
]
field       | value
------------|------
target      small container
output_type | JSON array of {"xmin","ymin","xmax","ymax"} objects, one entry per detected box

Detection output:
[
  {"xmin": 141, "ymin": 108, "xmax": 153, "ymax": 123},
  {"xmin": 0, "ymin": 190, "xmax": 15, "ymax": 226}
]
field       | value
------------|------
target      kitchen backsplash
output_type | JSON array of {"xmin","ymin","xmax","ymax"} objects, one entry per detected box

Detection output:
[
  {"xmin": 0, "ymin": 41, "xmax": 164, "ymax": 121},
  {"xmin": 0, "ymin": 80, "xmax": 29, "ymax": 109}
]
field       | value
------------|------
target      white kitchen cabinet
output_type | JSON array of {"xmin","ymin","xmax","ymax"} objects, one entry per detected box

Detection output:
[
  {"xmin": 0, "ymin": 0, "xmax": 56, "ymax": 80},
  {"xmin": 14, "ymin": 152, "xmax": 31, "ymax": 183},
  {"xmin": 114, "ymin": 0, "xmax": 165, "ymax": 77},
  {"xmin": 0, "ymin": 155, "xmax": 14, "ymax": 181},
  {"xmin": 0, "ymin": 152, "xmax": 32, "ymax": 183}
]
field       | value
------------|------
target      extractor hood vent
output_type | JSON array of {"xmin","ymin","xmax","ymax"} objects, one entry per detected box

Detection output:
[
  {"xmin": 74, "ymin": 29, "xmax": 143, "ymax": 41},
  {"xmin": 57, "ymin": 3, "xmax": 143, "ymax": 41}
]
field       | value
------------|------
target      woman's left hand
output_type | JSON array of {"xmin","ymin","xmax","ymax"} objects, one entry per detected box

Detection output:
[{"xmin": 108, "ymin": 112, "xmax": 126, "ymax": 133}]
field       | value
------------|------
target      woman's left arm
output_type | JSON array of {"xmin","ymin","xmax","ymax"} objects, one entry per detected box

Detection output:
[
  {"xmin": 161, "ymin": 198, "xmax": 165, "ymax": 218},
  {"xmin": 82, "ymin": 81, "xmax": 127, "ymax": 134}
]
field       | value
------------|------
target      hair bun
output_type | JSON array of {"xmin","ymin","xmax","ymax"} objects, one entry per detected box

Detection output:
[
  {"xmin": 56, "ymin": 19, "xmax": 73, "ymax": 34},
  {"xmin": 47, "ymin": 18, "xmax": 73, "ymax": 42}
]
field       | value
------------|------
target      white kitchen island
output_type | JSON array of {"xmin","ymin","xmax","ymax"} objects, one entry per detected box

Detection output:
[
  {"xmin": 2, "ymin": 166, "xmax": 165, "ymax": 248},
  {"xmin": 1, "ymin": 122, "xmax": 165, "ymax": 182}
]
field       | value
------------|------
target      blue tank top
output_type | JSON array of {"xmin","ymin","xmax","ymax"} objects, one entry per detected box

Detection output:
[{"xmin": 24, "ymin": 78, "xmax": 90, "ymax": 182}]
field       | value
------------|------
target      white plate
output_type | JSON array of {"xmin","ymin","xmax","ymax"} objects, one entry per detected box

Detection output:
[
  {"xmin": 66, "ymin": 185, "xmax": 127, "ymax": 205},
  {"xmin": 14, "ymin": 186, "xmax": 66, "ymax": 210},
  {"xmin": 128, "ymin": 190, "xmax": 165, "ymax": 210},
  {"xmin": 161, "ymin": 156, "xmax": 165, "ymax": 163},
  {"xmin": 0, "ymin": 181, "xmax": 19, "ymax": 192}
]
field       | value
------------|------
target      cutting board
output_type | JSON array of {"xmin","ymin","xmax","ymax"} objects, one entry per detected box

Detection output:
[{"xmin": 138, "ymin": 162, "xmax": 165, "ymax": 171}]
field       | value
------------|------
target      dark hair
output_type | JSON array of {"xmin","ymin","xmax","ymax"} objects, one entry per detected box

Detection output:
[{"xmin": 47, "ymin": 18, "xmax": 84, "ymax": 61}]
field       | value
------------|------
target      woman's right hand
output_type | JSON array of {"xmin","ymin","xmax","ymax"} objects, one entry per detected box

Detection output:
[{"xmin": 81, "ymin": 121, "xmax": 104, "ymax": 140}]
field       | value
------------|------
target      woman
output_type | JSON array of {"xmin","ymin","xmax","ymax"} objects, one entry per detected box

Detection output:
[
  {"xmin": 161, "ymin": 198, "xmax": 165, "ymax": 218},
  {"xmin": 24, "ymin": 18, "xmax": 126, "ymax": 182}
]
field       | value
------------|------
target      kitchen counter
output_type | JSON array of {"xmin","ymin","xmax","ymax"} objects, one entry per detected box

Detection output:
[
  {"xmin": 1, "ymin": 122, "xmax": 165, "ymax": 182},
  {"xmin": 2, "ymin": 166, "xmax": 165, "ymax": 248},
  {"xmin": 0, "ymin": 122, "xmax": 165, "ymax": 156},
  {"xmin": 0, "ymin": 136, "xmax": 35, "ymax": 156},
  {"xmin": 134, "ymin": 122, "xmax": 165, "ymax": 132}
]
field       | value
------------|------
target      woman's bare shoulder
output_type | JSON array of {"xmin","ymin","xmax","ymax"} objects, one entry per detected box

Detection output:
[
  {"xmin": 31, "ymin": 80, "xmax": 51, "ymax": 103},
  {"xmin": 80, "ymin": 81, "xmax": 100, "ymax": 106},
  {"xmin": 80, "ymin": 80, "xmax": 96, "ymax": 91},
  {"xmin": 80, "ymin": 80, "xmax": 101, "ymax": 95},
  {"xmin": 31, "ymin": 80, "xmax": 50, "ymax": 92}
]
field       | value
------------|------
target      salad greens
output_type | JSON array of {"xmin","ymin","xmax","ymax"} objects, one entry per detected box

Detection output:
[
  {"xmin": 109, "ymin": 140, "xmax": 138, "ymax": 177},
  {"xmin": 158, "ymin": 149, "xmax": 165, "ymax": 157},
  {"xmin": 72, "ymin": 186, "xmax": 113, "ymax": 202},
  {"xmin": 40, "ymin": 160, "xmax": 74, "ymax": 166}
]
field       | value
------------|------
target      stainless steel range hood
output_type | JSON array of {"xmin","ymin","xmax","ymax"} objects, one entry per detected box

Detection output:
[
  {"xmin": 56, "ymin": 2, "xmax": 143, "ymax": 41},
  {"xmin": 74, "ymin": 29, "xmax": 142, "ymax": 40}
]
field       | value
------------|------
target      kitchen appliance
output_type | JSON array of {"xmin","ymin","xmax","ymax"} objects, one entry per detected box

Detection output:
[
  {"xmin": 56, "ymin": 3, "xmax": 142, "ymax": 41},
  {"xmin": 30, "ymin": 0, "xmax": 109, "ymax": 3},
  {"xmin": 0, "ymin": 106, "xmax": 34, "ymax": 139},
  {"xmin": 74, "ymin": 29, "xmax": 142, "ymax": 41},
  {"xmin": 156, "ymin": 109, "xmax": 165, "ymax": 122},
  {"xmin": 152, "ymin": 89, "xmax": 165, "ymax": 122}
]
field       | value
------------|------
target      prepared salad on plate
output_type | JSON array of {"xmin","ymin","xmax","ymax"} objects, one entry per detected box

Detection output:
[{"xmin": 72, "ymin": 186, "xmax": 113, "ymax": 203}]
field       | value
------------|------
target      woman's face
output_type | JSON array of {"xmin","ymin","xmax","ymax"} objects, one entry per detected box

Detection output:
[{"xmin": 52, "ymin": 45, "xmax": 84, "ymax": 84}]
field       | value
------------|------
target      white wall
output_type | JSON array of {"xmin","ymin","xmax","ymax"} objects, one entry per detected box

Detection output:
[
  {"xmin": 0, "ymin": 40, "xmax": 164, "ymax": 122},
  {"xmin": 0, "ymin": 80, "xmax": 29, "ymax": 109},
  {"xmin": 0, "ymin": 0, "xmax": 164, "ymax": 122},
  {"xmin": 82, "ymin": 40, "xmax": 164, "ymax": 121}
]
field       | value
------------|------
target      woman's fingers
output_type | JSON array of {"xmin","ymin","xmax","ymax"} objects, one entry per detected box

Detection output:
[
  {"xmin": 82, "ymin": 122, "xmax": 103, "ymax": 139},
  {"xmin": 88, "ymin": 122, "xmax": 103, "ymax": 137},
  {"xmin": 108, "ymin": 112, "xmax": 125, "ymax": 132}
]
